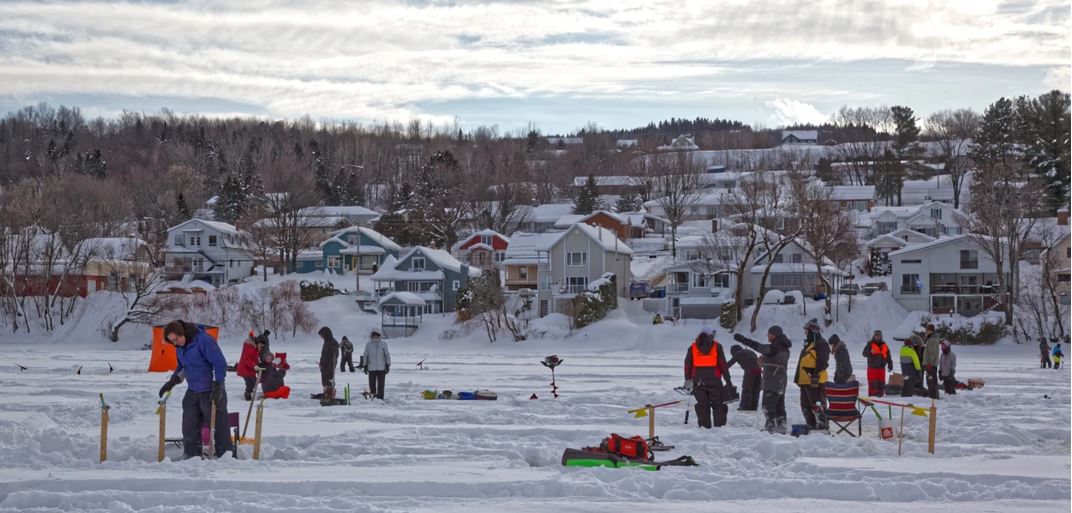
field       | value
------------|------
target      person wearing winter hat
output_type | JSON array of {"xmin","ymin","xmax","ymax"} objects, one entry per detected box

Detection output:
[
  {"xmin": 900, "ymin": 336, "xmax": 923, "ymax": 397},
  {"xmin": 339, "ymin": 336, "xmax": 355, "ymax": 373},
  {"xmin": 734, "ymin": 326, "xmax": 792, "ymax": 433},
  {"xmin": 317, "ymin": 327, "xmax": 339, "ymax": 404},
  {"xmin": 236, "ymin": 331, "xmax": 262, "ymax": 401},
  {"xmin": 683, "ymin": 326, "xmax": 733, "ymax": 428},
  {"xmin": 939, "ymin": 340, "xmax": 957, "ymax": 395},
  {"xmin": 829, "ymin": 334, "xmax": 853, "ymax": 385},
  {"xmin": 727, "ymin": 343, "xmax": 761, "ymax": 411},
  {"xmin": 922, "ymin": 324, "xmax": 941, "ymax": 399},
  {"xmin": 795, "ymin": 319, "xmax": 830, "ymax": 430},
  {"xmin": 862, "ymin": 330, "xmax": 894, "ymax": 396},
  {"xmin": 362, "ymin": 328, "xmax": 392, "ymax": 400}
]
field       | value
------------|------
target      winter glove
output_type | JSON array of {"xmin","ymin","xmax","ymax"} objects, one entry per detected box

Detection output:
[
  {"xmin": 384, "ymin": 364, "xmax": 390, "ymax": 374},
  {"xmin": 211, "ymin": 381, "xmax": 224, "ymax": 403},
  {"xmin": 733, "ymin": 333, "xmax": 747, "ymax": 343},
  {"xmin": 158, "ymin": 374, "xmax": 182, "ymax": 397},
  {"xmin": 809, "ymin": 373, "xmax": 819, "ymax": 387}
]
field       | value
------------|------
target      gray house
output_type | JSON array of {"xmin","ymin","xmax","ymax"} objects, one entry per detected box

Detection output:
[
  {"xmin": 370, "ymin": 247, "xmax": 482, "ymax": 313},
  {"xmin": 163, "ymin": 219, "xmax": 254, "ymax": 286}
]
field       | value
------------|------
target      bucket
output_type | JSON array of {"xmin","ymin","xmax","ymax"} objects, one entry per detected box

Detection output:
[{"xmin": 790, "ymin": 424, "xmax": 810, "ymax": 437}]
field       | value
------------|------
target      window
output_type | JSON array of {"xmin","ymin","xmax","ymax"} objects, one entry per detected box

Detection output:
[
  {"xmin": 685, "ymin": 250, "xmax": 700, "ymax": 261},
  {"xmin": 208, "ymin": 235, "xmax": 218, "ymax": 247},
  {"xmin": 452, "ymin": 280, "xmax": 460, "ymax": 291},
  {"xmin": 187, "ymin": 234, "xmax": 201, "ymax": 246},
  {"xmin": 712, "ymin": 273, "xmax": 730, "ymax": 289},
  {"xmin": 900, "ymin": 259, "xmax": 922, "ymax": 264},
  {"xmin": 327, "ymin": 256, "xmax": 341, "ymax": 269},
  {"xmin": 960, "ymin": 250, "xmax": 978, "ymax": 269},
  {"xmin": 567, "ymin": 252, "xmax": 587, "ymax": 266},
  {"xmin": 773, "ymin": 254, "xmax": 784, "ymax": 263},
  {"xmin": 411, "ymin": 257, "xmax": 426, "ymax": 271},
  {"xmin": 791, "ymin": 254, "xmax": 803, "ymax": 264},
  {"xmin": 174, "ymin": 235, "xmax": 183, "ymax": 246},
  {"xmin": 519, "ymin": 266, "xmax": 529, "ymax": 280},
  {"xmin": 901, "ymin": 273, "xmax": 921, "ymax": 294},
  {"xmin": 408, "ymin": 282, "xmax": 420, "ymax": 292},
  {"xmin": 930, "ymin": 208, "xmax": 943, "ymax": 220},
  {"xmin": 691, "ymin": 273, "xmax": 707, "ymax": 288},
  {"xmin": 481, "ymin": 235, "xmax": 492, "ymax": 246},
  {"xmin": 567, "ymin": 276, "xmax": 588, "ymax": 293},
  {"xmin": 348, "ymin": 235, "xmax": 358, "ymax": 244},
  {"xmin": 314, "ymin": 260, "xmax": 323, "ymax": 269},
  {"xmin": 494, "ymin": 252, "xmax": 505, "ymax": 263},
  {"xmin": 876, "ymin": 222, "xmax": 897, "ymax": 233},
  {"xmin": 107, "ymin": 273, "xmax": 119, "ymax": 292},
  {"xmin": 229, "ymin": 259, "xmax": 234, "ymax": 268}
]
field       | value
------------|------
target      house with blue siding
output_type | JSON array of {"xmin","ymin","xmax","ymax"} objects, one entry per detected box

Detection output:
[
  {"xmin": 296, "ymin": 227, "xmax": 401, "ymax": 274},
  {"xmin": 370, "ymin": 247, "xmax": 482, "ymax": 313}
]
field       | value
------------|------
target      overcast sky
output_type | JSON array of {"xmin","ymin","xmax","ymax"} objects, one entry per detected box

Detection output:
[{"xmin": 0, "ymin": 0, "xmax": 1068, "ymax": 134}]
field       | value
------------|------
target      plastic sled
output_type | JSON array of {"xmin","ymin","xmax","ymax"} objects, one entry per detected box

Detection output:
[
  {"xmin": 263, "ymin": 386, "xmax": 290, "ymax": 399},
  {"xmin": 561, "ymin": 448, "xmax": 696, "ymax": 471},
  {"xmin": 475, "ymin": 390, "xmax": 497, "ymax": 400},
  {"xmin": 457, "ymin": 391, "xmax": 477, "ymax": 400}
]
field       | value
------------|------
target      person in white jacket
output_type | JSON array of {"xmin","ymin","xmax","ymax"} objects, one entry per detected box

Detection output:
[
  {"xmin": 939, "ymin": 340, "xmax": 957, "ymax": 395},
  {"xmin": 361, "ymin": 328, "xmax": 392, "ymax": 399}
]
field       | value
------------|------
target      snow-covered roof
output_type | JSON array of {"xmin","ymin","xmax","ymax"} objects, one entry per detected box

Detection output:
[
  {"xmin": 501, "ymin": 232, "xmax": 560, "ymax": 264},
  {"xmin": 253, "ymin": 215, "xmax": 351, "ymax": 229},
  {"xmin": 888, "ymin": 234, "xmax": 971, "ymax": 257},
  {"xmin": 781, "ymin": 130, "xmax": 818, "ymax": 142},
  {"xmin": 528, "ymin": 203, "xmax": 576, "ymax": 223},
  {"xmin": 573, "ymin": 223, "xmax": 634, "ymax": 255},
  {"xmin": 379, "ymin": 291, "xmax": 427, "ymax": 306},
  {"xmin": 169, "ymin": 218, "xmax": 241, "ymax": 236},
  {"xmin": 339, "ymin": 245, "xmax": 387, "ymax": 255},
  {"xmin": 658, "ymin": 134, "xmax": 699, "ymax": 151},
  {"xmin": 324, "ymin": 226, "xmax": 402, "ymax": 252},
  {"xmin": 679, "ymin": 296, "xmax": 730, "ymax": 305},
  {"xmin": 749, "ymin": 262, "xmax": 846, "ymax": 275},
  {"xmin": 301, "ymin": 205, "xmax": 379, "ymax": 218},
  {"xmin": 296, "ymin": 249, "xmax": 323, "ymax": 261},
  {"xmin": 888, "ymin": 228, "xmax": 936, "ymax": 243},
  {"xmin": 864, "ymin": 234, "xmax": 909, "ymax": 248},
  {"xmin": 453, "ymin": 229, "xmax": 509, "ymax": 252},
  {"xmin": 415, "ymin": 247, "xmax": 482, "ymax": 277},
  {"xmin": 77, "ymin": 237, "xmax": 148, "ymax": 260},
  {"xmin": 829, "ymin": 185, "xmax": 875, "ymax": 202},
  {"xmin": 370, "ymin": 253, "xmax": 448, "ymax": 281},
  {"xmin": 553, "ymin": 214, "xmax": 586, "ymax": 228}
]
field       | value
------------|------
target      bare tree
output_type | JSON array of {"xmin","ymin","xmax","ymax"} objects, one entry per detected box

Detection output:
[
  {"xmin": 791, "ymin": 175, "xmax": 858, "ymax": 324},
  {"xmin": 745, "ymin": 174, "xmax": 803, "ymax": 332},
  {"xmin": 830, "ymin": 106, "xmax": 893, "ymax": 185},
  {"xmin": 926, "ymin": 109, "xmax": 981, "ymax": 209},
  {"xmin": 655, "ymin": 153, "xmax": 703, "ymax": 258},
  {"xmin": 95, "ymin": 239, "xmax": 172, "ymax": 341},
  {"xmin": 257, "ymin": 169, "xmax": 324, "ymax": 274}
]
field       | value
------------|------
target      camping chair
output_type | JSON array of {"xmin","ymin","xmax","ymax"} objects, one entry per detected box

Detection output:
[{"xmin": 824, "ymin": 381, "xmax": 863, "ymax": 437}]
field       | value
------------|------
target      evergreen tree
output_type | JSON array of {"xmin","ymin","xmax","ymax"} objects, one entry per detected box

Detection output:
[
  {"xmin": 615, "ymin": 191, "xmax": 641, "ymax": 213},
  {"xmin": 573, "ymin": 174, "xmax": 601, "ymax": 214},
  {"xmin": 970, "ymin": 97, "xmax": 1019, "ymax": 177},
  {"xmin": 213, "ymin": 175, "xmax": 244, "ymax": 224},
  {"xmin": 889, "ymin": 106, "xmax": 922, "ymax": 204},
  {"xmin": 176, "ymin": 193, "xmax": 191, "ymax": 219},
  {"xmin": 1017, "ymin": 90, "xmax": 1071, "ymax": 212}
]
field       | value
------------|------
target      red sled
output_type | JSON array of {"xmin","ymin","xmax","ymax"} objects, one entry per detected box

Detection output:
[{"xmin": 263, "ymin": 385, "xmax": 291, "ymax": 399}]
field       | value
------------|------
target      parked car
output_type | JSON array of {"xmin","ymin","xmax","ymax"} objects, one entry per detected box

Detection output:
[
  {"xmin": 838, "ymin": 283, "xmax": 860, "ymax": 296},
  {"xmin": 860, "ymin": 282, "xmax": 888, "ymax": 296}
]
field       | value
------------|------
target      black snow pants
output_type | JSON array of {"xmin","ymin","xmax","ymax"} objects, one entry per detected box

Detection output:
[
  {"xmin": 181, "ymin": 386, "xmax": 232, "ymax": 459},
  {"xmin": 340, "ymin": 352, "xmax": 355, "ymax": 372},
  {"xmin": 762, "ymin": 391, "xmax": 787, "ymax": 433},
  {"xmin": 692, "ymin": 380, "xmax": 727, "ymax": 429},
  {"xmin": 242, "ymin": 376, "xmax": 257, "ymax": 400},
  {"xmin": 739, "ymin": 372, "xmax": 761, "ymax": 411},
  {"xmin": 799, "ymin": 385, "xmax": 827, "ymax": 429},
  {"xmin": 368, "ymin": 371, "xmax": 386, "ymax": 399},
  {"xmin": 1041, "ymin": 354, "xmax": 1052, "ymax": 368},
  {"xmin": 925, "ymin": 365, "xmax": 940, "ymax": 399},
  {"xmin": 901, "ymin": 372, "xmax": 919, "ymax": 397},
  {"xmin": 942, "ymin": 373, "xmax": 957, "ymax": 395}
]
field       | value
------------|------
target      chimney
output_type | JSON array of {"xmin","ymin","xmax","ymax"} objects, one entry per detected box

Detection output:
[{"xmin": 1058, "ymin": 208, "xmax": 1069, "ymax": 226}]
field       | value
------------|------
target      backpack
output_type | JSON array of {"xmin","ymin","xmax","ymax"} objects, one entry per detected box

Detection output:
[{"xmin": 601, "ymin": 434, "xmax": 651, "ymax": 461}]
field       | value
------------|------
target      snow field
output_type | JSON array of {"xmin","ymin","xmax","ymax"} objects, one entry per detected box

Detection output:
[{"xmin": 0, "ymin": 336, "xmax": 1068, "ymax": 512}]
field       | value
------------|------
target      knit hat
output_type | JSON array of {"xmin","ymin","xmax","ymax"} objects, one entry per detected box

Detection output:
[
  {"xmin": 768, "ymin": 325, "xmax": 783, "ymax": 337},
  {"xmin": 804, "ymin": 319, "xmax": 822, "ymax": 333},
  {"xmin": 828, "ymin": 334, "xmax": 841, "ymax": 346},
  {"xmin": 701, "ymin": 326, "xmax": 714, "ymax": 336}
]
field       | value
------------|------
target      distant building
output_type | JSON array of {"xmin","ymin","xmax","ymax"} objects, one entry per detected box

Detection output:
[
  {"xmin": 163, "ymin": 219, "xmax": 254, "ymax": 286},
  {"xmin": 890, "ymin": 235, "xmax": 1011, "ymax": 317},
  {"xmin": 371, "ymin": 247, "xmax": 482, "ymax": 313},
  {"xmin": 658, "ymin": 134, "xmax": 699, "ymax": 151},
  {"xmin": 781, "ymin": 130, "xmax": 818, "ymax": 145},
  {"xmin": 453, "ymin": 229, "xmax": 510, "ymax": 267}
]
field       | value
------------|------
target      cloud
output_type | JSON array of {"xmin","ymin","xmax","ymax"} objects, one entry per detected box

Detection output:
[
  {"xmin": 1044, "ymin": 66, "xmax": 1071, "ymax": 92},
  {"xmin": 765, "ymin": 98, "xmax": 827, "ymax": 127},
  {"xmin": 0, "ymin": 0, "xmax": 1066, "ymax": 130}
]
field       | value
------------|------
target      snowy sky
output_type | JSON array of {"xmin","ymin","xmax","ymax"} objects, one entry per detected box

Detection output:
[{"xmin": 0, "ymin": 0, "xmax": 1069, "ymax": 133}]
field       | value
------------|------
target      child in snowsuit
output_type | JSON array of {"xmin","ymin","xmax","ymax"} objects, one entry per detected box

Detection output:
[
  {"xmin": 258, "ymin": 351, "xmax": 289, "ymax": 398},
  {"xmin": 939, "ymin": 340, "xmax": 957, "ymax": 395},
  {"xmin": 1053, "ymin": 342, "xmax": 1064, "ymax": 370},
  {"xmin": 683, "ymin": 326, "xmax": 733, "ymax": 428},
  {"xmin": 728, "ymin": 344, "xmax": 762, "ymax": 411},
  {"xmin": 900, "ymin": 337, "xmax": 922, "ymax": 397},
  {"xmin": 236, "ymin": 332, "xmax": 262, "ymax": 401},
  {"xmin": 829, "ymin": 334, "xmax": 853, "ymax": 385},
  {"xmin": 735, "ymin": 326, "xmax": 792, "ymax": 434},
  {"xmin": 361, "ymin": 328, "xmax": 391, "ymax": 399},
  {"xmin": 340, "ymin": 336, "xmax": 355, "ymax": 372},
  {"xmin": 862, "ymin": 330, "xmax": 894, "ymax": 396},
  {"xmin": 796, "ymin": 319, "xmax": 830, "ymax": 430}
]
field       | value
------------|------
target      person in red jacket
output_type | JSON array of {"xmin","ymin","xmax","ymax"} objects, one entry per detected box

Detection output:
[
  {"xmin": 236, "ymin": 331, "xmax": 262, "ymax": 401},
  {"xmin": 683, "ymin": 326, "xmax": 733, "ymax": 429}
]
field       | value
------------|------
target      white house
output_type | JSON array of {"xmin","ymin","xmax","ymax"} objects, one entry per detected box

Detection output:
[
  {"xmin": 889, "ymin": 235, "xmax": 1010, "ymax": 317},
  {"xmin": 748, "ymin": 240, "xmax": 844, "ymax": 302},
  {"xmin": 163, "ymin": 219, "xmax": 254, "ymax": 286},
  {"xmin": 864, "ymin": 228, "xmax": 936, "ymax": 255},
  {"xmin": 869, "ymin": 201, "xmax": 967, "ymax": 239}
]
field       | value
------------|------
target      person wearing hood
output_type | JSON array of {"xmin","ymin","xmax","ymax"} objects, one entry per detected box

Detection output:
[
  {"xmin": 318, "ymin": 327, "xmax": 339, "ymax": 404},
  {"xmin": 1039, "ymin": 337, "xmax": 1052, "ymax": 368},
  {"xmin": 734, "ymin": 326, "xmax": 792, "ymax": 433},
  {"xmin": 922, "ymin": 324, "xmax": 941, "ymax": 399},
  {"xmin": 900, "ymin": 336, "xmax": 923, "ymax": 397},
  {"xmin": 829, "ymin": 334, "xmax": 853, "ymax": 385},
  {"xmin": 339, "ymin": 336, "xmax": 355, "ymax": 373},
  {"xmin": 939, "ymin": 340, "xmax": 957, "ymax": 395},
  {"xmin": 727, "ymin": 344, "xmax": 762, "ymax": 411},
  {"xmin": 236, "ymin": 331, "xmax": 263, "ymax": 401},
  {"xmin": 862, "ymin": 330, "xmax": 894, "ymax": 396},
  {"xmin": 362, "ymin": 328, "xmax": 392, "ymax": 399},
  {"xmin": 1052, "ymin": 340, "xmax": 1064, "ymax": 370},
  {"xmin": 683, "ymin": 326, "xmax": 733, "ymax": 429},
  {"xmin": 795, "ymin": 319, "xmax": 830, "ymax": 430}
]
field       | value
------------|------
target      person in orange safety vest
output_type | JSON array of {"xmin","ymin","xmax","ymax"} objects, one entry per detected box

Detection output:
[{"xmin": 683, "ymin": 326, "xmax": 733, "ymax": 429}]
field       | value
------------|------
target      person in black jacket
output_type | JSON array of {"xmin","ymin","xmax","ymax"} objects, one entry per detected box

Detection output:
[
  {"xmin": 829, "ymin": 334, "xmax": 853, "ymax": 384},
  {"xmin": 1040, "ymin": 338, "xmax": 1052, "ymax": 368},
  {"xmin": 734, "ymin": 326, "xmax": 792, "ymax": 434},
  {"xmin": 727, "ymin": 344, "xmax": 761, "ymax": 411},
  {"xmin": 683, "ymin": 327, "xmax": 733, "ymax": 429},
  {"xmin": 318, "ymin": 327, "xmax": 339, "ymax": 404}
]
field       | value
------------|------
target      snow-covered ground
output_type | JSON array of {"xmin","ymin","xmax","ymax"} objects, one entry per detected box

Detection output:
[{"xmin": 0, "ymin": 286, "xmax": 1069, "ymax": 512}]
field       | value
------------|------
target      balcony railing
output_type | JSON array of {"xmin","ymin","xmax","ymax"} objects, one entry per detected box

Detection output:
[{"xmin": 666, "ymin": 283, "xmax": 690, "ymax": 293}]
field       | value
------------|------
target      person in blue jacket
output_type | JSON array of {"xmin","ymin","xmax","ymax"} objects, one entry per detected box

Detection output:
[{"xmin": 158, "ymin": 320, "xmax": 231, "ymax": 459}]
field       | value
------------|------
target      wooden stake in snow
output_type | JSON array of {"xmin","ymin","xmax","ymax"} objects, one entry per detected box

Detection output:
[
  {"xmin": 252, "ymin": 397, "xmax": 265, "ymax": 460},
  {"xmin": 927, "ymin": 400, "xmax": 937, "ymax": 455},
  {"xmin": 156, "ymin": 391, "xmax": 170, "ymax": 462},
  {"xmin": 99, "ymin": 393, "xmax": 109, "ymax": 463}
]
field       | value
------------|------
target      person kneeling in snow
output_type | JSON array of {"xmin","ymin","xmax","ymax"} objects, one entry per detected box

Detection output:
[
  {"xmin": 258, "ymin": 351, "xmax": 290, "ymax": 399},
  {"xmin": 158, "ymin": 320, "xmax": 232, "ymax": 459},
  {"xmin": 734, "ymin": 326, "xmax": 791, "ymax": 434},
  {"xmin": 684, "ymin": 326, "xmax": 733, "ymax": 428}
]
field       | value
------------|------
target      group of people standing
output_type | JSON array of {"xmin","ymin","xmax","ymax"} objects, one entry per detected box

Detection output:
[
  {"xmin": 1039, "ymin": 337, "xmax": 1066, "ymax": 369},
  {"xmin": 318, "ymin": 326, "xmax": 392, "ymax": 404},
  {"xmin": 683, "ymin": 319, "xmax": 969, "ymax": 435}
]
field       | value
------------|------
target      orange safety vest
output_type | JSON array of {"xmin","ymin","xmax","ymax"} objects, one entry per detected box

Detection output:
[
  {"xmin": 691, "ymin": 341, "xmax": 721, "ymax": 373},
  {"xmin": 870, "ymin": 342, "xmax": 889, "ymax": 359}
]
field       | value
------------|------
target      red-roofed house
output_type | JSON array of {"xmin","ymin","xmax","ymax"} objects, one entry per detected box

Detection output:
[{"xmin": 454, "ymin": 229, "xmax": 509, "ymax": 267}]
